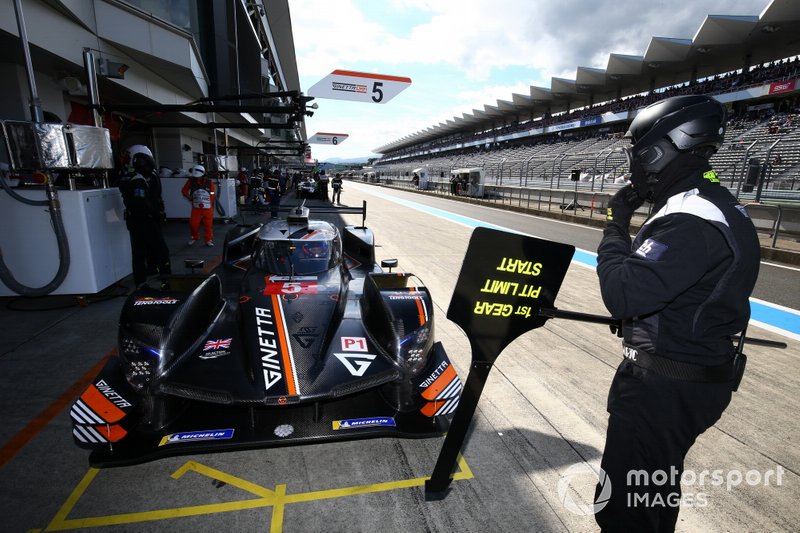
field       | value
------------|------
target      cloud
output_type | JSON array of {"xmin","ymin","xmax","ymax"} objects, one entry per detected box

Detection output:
[
  {"xmin": 293, "ymin": 0, "xmax": 765, "ymax": 82},
  {"xmin": 290, "ymin": 0, "xmax": 770, "ymax": 160}
]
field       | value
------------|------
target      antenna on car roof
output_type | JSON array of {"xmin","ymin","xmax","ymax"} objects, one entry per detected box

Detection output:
[
  {"xmin": 287, "ymin": 200, "xmax": 310, "ymax": 224},
  {"xmin": 357, "ymin": 200, "xmax": 367, "ymax": 228}
]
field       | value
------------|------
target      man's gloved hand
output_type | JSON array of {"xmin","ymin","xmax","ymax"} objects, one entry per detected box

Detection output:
[{"xmin": 606, "ymin": 185, "xmax": 644, "ymax": 228}]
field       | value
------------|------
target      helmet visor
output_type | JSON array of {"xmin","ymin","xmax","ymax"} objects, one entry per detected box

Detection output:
[{"xmin": 254, "ymin": 239, "xmax": 337, "ymax": 275}]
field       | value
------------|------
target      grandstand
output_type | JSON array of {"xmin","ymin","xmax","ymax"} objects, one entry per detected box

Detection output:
[{"xmin": 371, "ymin": 0, "xmax": 800, "ymax": 205}]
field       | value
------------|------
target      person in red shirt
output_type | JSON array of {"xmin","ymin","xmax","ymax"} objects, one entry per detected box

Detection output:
[
  {"xmin": 237, "ymin": 167, "xmax": 249, "ymax": 205},
  {"xmin": 181, "ymin": 164, "xmax": 216, "ymax": 246}
]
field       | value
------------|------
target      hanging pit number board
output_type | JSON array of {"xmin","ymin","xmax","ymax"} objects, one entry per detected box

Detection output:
[
  {"xmin": 308, "ymin": 132, "xmax": 349, "ymax": 145},
  {"xmin": 307, "ymin": 70, "xmax": 412, "ymax": 104}
]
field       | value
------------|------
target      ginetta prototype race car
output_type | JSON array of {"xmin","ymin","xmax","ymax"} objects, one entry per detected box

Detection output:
[{"xmin": 71, "ymin": 203, "xmax": 462, "ymax": 466}]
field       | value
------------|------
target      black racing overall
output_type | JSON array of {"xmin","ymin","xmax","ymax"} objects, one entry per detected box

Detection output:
[
  {"xmin": 595, "ymin": 171, "xmax": 760, "ymax": 532},
  {"xmin": 119, "ymin": 169, "xmax": 171, "ymax": 286}
]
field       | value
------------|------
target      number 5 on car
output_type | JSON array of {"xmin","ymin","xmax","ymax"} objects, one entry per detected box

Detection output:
[{"xmin": 308, "ymin": 70, "xmax": 412, "ymax": 104}]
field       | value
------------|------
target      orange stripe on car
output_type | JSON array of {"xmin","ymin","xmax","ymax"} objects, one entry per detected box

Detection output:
[
  {"xmin": 95, "ymin": 424, "xmax": 128, "ymax": 442},
  {"xmin": 301, "ymin": 230, "xmax": 319, "ymax": 240},
  {"xmin": 82, "ymin": 384, "xmax": 126, "ymax": 423},
  {"xmin": 420, "ymin": 401, "xmax": 440, "ymax": 417},
  {"xmin": 409, "ymin": 287, "xmax": 426, "ymax": 326},
  {"xmin": 421, "ymin": 365, "xmax": 457, "ymax": 401},
  {"xmin": 271, "ymin": 294, "xmax": 298, "ymax": 395}
]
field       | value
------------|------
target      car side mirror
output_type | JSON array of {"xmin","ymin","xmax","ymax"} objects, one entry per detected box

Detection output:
[{"xmin": 381, "ymin": 259, "xmax": 398, "ymax": 272}]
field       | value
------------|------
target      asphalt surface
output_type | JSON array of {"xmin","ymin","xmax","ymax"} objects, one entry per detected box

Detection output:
[{"xmin": 0, "ymin": 181, "xmax": 797, "ymax": 532}]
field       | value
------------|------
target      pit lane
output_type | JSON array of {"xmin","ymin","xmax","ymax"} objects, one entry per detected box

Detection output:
[{"xmin": 1, "ymin": 182, "xmax": 798, "ymax": 532}]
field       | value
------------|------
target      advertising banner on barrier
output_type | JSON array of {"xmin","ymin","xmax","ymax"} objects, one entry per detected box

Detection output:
[{"xmin": 769, "ymin": 79, "xmax": 797, "ymax": 95}]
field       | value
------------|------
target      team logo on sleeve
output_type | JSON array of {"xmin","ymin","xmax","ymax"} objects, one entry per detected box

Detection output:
[{"xmin": 634, "ymin": 238, "xmax": 668, "ymax": 261}]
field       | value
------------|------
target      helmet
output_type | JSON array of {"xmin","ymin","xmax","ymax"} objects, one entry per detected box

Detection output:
[
  {"xmin": 127, "ymin": 144, "xmax": 153, "ymax": 159},
  {"xmin": 189, "ymin": 164, "xmax": 206, "ymax": 178},
  {"xmin": 624, "ymin": 95, "xmax": 726, "ymax": 197},
  {"xmin": 127, "ymin": 144, "xmax": 155, "ymax": 175},
  {"xmin": 302, "ymin": 241, "xmax": 329, "ymax": 258}
]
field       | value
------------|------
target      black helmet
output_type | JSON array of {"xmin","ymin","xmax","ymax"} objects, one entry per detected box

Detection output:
[{"xmin": 625, "ymin": 95, "xmax": 726, "ymax": 172}]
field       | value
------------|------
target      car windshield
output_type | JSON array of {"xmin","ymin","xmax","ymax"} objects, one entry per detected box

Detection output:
[{"xmin": 253, "ymin": 238, "xmax": 338, "ymax": 275}]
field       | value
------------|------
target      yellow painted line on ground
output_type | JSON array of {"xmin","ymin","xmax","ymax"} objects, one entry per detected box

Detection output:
[
  {"xmin": 44, "ymin": 467, "xmax": 100, "ymax": 531},
  {"xmin": 42, "ymin": 455, "xmax": 474, "ymax": 532},
  {"xmin": 172, "ymin": 460, "xmax": 275, "ymax": 498},
  {"xmin": 270, "ymin": 484, "xmax": 288, "ymax": 533}
]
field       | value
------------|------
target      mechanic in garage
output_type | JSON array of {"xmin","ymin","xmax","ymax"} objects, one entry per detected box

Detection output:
[
  {"xmin": 118, "ymin": 144, "xmax": 172, "ymax": 287},
  {"xmin": 594, "ymin": 95, "xmax": 760, "ymax": 531},
  {"xmin": 331, "ymin": 172, "xmax": 343, "ymax": 204},
  {"xmin": 182, "ymin": 164, "xmax": 216, "ymax": 246}
]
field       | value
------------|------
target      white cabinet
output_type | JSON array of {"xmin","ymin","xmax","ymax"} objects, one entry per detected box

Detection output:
[{"xmin": 0, "ymin": 188, "xmax": 131, "ymax": 295}]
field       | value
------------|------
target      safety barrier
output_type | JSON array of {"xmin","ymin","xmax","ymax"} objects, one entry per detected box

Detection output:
[
  {"xmin": 375, "ymin": 176, "xmax": 649, "ymax": 223},
  {"xmin": 744, "ymin": 203, "xmax": 800, "ymax": 248}
]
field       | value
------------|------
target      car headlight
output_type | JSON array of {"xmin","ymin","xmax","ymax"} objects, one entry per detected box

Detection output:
[
  {"xmin": 119, "ymin": 335, "xmax": 160, "ymax": 391},
  {"xmin": 399, "ymin": 324, "xmax": 432, "ymax": 376}
]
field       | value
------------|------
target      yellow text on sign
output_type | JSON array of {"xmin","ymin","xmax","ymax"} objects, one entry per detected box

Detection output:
[
  {"xmin": 479, "ymin": 279, "xmax": 542, "ymax": 298},
  {"xmin": 495, "ymin": 258, "xmax": 543, "ymax": 276}
]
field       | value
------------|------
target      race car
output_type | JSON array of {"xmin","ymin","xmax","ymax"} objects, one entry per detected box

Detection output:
[
  {"xmin": 70, "ymin": 202, "xmax": 462, "ymax": 466},
  {"xmin": 296, "ymin": 177, "xmax": 319, "ymax": 199}
]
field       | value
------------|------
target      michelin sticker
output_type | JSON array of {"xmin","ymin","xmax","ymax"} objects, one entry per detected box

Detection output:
[
  {"xmin": 159, "ymin": 429, "xmax": 234, "ymax": 446},
  {"xmin": 332, "ymin": 417, "xmax": 396, "ymax": 431}
]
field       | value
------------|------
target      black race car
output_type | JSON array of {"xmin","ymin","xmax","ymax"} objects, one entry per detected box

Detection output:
[{"xmin": 70, "ymin": 203, "xmax": 462, "ymax": 466}]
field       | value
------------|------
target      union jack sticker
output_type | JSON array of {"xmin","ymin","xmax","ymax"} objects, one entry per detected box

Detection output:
[{"xmin": 204, "ymin": 338, "xmax": 232, "ymax": 351}]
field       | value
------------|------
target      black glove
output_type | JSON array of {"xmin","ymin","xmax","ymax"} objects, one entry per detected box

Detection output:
[{"xmin": 606, "ymin": 185, "xmax": 644, "ymax": 228}]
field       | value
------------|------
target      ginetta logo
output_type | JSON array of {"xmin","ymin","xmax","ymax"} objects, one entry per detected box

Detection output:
[
  {"xmin": 95, "ymin": 379, "xmax": 132, "ymax": 408},
  {"xmin": 332, "ymin": 82, "xmax": 367, "ymax": 94},
  {"xmin": 255, "ymin": 306, "xmax": 282, "ymax": 390},
  {"xmin": 334, "ymin": 353, "xmax": 376, "ymax": 376},
  {"xmin": 419, "ymin": 361, "xmax": 449, "ymax": 388}
]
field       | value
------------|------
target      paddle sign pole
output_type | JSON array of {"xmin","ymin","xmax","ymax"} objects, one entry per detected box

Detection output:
[{"xmin": 425, "ymin": 227, "xmax": 574, "ymax": 499}]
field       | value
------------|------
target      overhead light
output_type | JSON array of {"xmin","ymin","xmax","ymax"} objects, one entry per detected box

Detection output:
[
  {"xmin": 609, "ymin": 74, "xmax": 622, "ymax": 80},
  {"xmin": 697, "ymin": 46, "xmax": 712, "ymax": 54},
  {"xmin": 762, "ymin": 24, "xmax": 780, "ymax": 33},
  {"xmin": 647, "ymin": 62, "xmax": 661, "ymax": 69}
]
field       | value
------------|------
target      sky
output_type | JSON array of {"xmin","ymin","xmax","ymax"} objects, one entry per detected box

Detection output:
[{"xmin": 288, "ymin": 0, "xmax": 771, "ymax": 162}]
